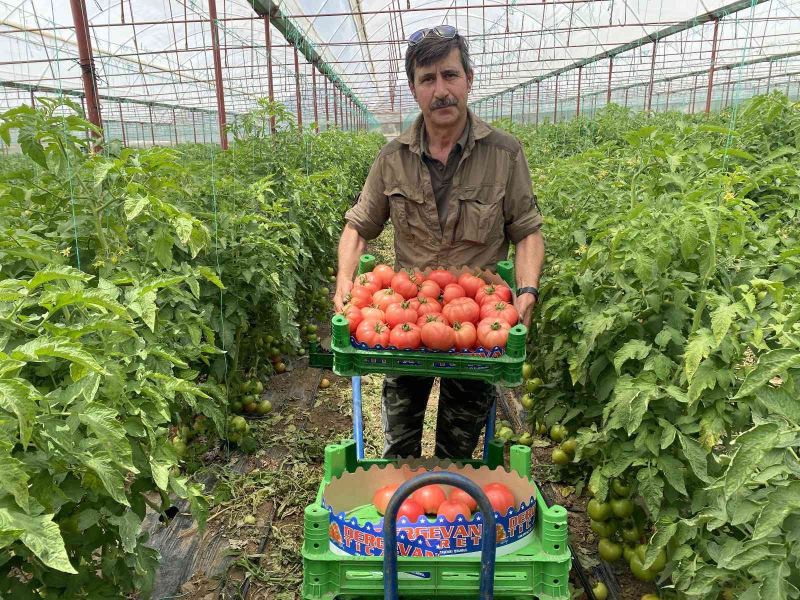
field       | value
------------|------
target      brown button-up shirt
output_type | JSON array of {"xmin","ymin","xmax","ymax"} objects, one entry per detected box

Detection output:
[
  {"xmin": 345, "ymin": 110, "xmax": 542, "ymax": 270},
  {"xmin": 421, "ymin": 119, "xmax": 470, "ymax": 231}
]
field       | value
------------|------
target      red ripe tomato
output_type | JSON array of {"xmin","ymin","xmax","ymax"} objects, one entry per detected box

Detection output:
[
  {"xmin": 442, "ymin": 283, "xmax": 466, "ymax": 304},
  {"xmin": 483, "ymin": 483, "xmax": 516, "ymax": 513},
  {"xmin": 449, "ymin": 488, "xmax": 478, "ymax": 511},
  {"xmin": 476, "ymin": 318, "xmax": 511, "ymax": 349},
  {"xmin": 451, "ymin": 321, "xmax": 477, "ymax": 351},
  {"xmin": 443, "ymin": 297, "xmax": 480, "ymax": 325},
  {"xmin": 418, "ymin": 280, "xmax": 441, "ymax": 300},
  {"xmin": 417, "ymin": 313, "xmax": 449, "ymax": 328},
  {"xmin": 385, "ymin": 301, "xmax": 418, "ymax": 328},
  {"xmin": 341, "ymin": 304, "xmax": 363, "ymax": 334},
  {"xmin": 411, "ymin": 485, "xmax": 447, "ymax": 514},
  {"xmin": 403, "ymin": 268, "xmax": 426, "ymax": 286},
  {"xmin": 389, "ymin": 322, "xmax": 421, "ymax": 350},
  {"xmin": 420, "ymin": 321, "xmax": 455, "ymax": 351},
  {"xmin": 372, "ymin": 264, "xmax": 396, "ymax": 288},
  {"xmin": 390, "ymin": 272, "xmax": 419, "ymax": 300},
  {"xmin": 437, "ymin": 499, "xmax": 471, "ymax": 522},
  {"xmin": 347, "ymin": 285, "xmax": 373, "ymax": 308},
  {"xmin": 476, "ymin": 284, "xmax": 513, "ymax": 306},
  {"xmin": 483, "ymin": 488, "xmax": 515, "ymax": 515},
  {"xmin": 414, "ymin": 295, "xmax": 442, "ymax": 317},
  {"xmin": 397, "ymin": 498, "xmax": 425, "ymax": 523},
  {"xmin": 360, "ymin": 305, "xmax": 385, "ymax": 322},
  {"xmin": 458, "ymin": 273, "xmax": 485, "ymax": 298},
  {"xmin": 355, "ymin": 319, "xmax": 390, "ymax": 347},
  {"xmin": 372, "ymin": 288, "xmax": 403, "ymax": 311},
  {"xmin": 372, "ymin": 483, "xmax": 400, "ymax": 515},
  {"xmin": 479, "ymin": 301, "xmax": 519, "ymax": 325},
  {"xmin": 428, "ymin": 269, "xmax": 457, "ymax": 289},
  {"xmin": 355, "ymin": 272, "xmax": 381, "ymax": 294}
]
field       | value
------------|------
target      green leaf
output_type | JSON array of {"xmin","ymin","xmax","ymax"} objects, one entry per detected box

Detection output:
[
  {"xmin": 716, "ymin": 539, "xmax": 774, "ymax": 570},
  {"xmin": 603, "ymin": 375, "xmax": 659, "ymax": 435},
  {"xmin": 613, "ymin": 340, "xmax": 651, "ymax": 374},
  {"xmin": 756, "ymin": 386, "xmax": 800, "ymax": 422},
  {"xmin": 197, "ymin": 266, "xmax": 225, "ymax": 289},
  {"xmin": 759, "ymin": 561, "xmax": 794, "ymax": 600},
  {"xmin": 128, "ymin": 289, "xmax": 158, "ymax": 332},
  {"xmin": 678, "ymin": 220, "xmax": 698, "ymax": 260},
  {"xmin": 724, "ymin": 423, "xmax": 780, "ymax": 499},
  {"xmin": 11, "ymin": 338, "xmax": 105, "ymax": 375},
  {"xmin": 636, "ymin": 468, "xmax": 664, "ymax": 519},
  {"xmin": 678, "ymin": 432, "xmax": 712, "ymax": 483},
  {"xmin": 153, "ymin": 228, "xmax": 174, "ymax": 269},
  {"xmin": 710, "ymin": 302, "xmax": 739, "ymax": 347},
  {"xmin": 173, "ymin": 215, "xmax": 193, "ymax": 244},
  {"xmin": 123, "ymin": 194, "xmax": 149, "ymax": 221},
  {"xmin": 0, "ymin": 379, "xmax": 39, "ymax": 447},
  {"xmin": 78, "ymin": 403, "xmax": 133, "ymax": 467},
  {"xmin": 27, "ymin": 265, "xmax": 92, "ymax": 290},
  {"xmin": 752, "ymin": 480, "xmax": 800, "ymax": 540},
  {"xmin": 683, "ymin": 329, "xmax": 714, "ymax": 383},
  {"xmin": 644, "ymin": 522, "xmax": 677, "ymax": 569},
  {"xmin": 0, "ymin": 500, "xmax": 76, "ymax": 573},
  {"xmin": 82, "ymin": 453, "xmax": 130, "ymax": 506},
  {"xmin": 735, "ymin": 349, "xmax": 800, "ymax": 398},
  {"xmin": 688, "ymin": 362, "xmax": 717, "ymax": 403},
  {"xmin": 658, "ymin": 418, "xmax": 678, "ymax": 449},
  {"xmin": 93, "ymin": 160, "xmax": 115, "ymax": 187},
  {"xmin": 658, "ymin": 455, "xmax": 688, "ymax": 495},
  {"xmin": 0, "ymin": 451, "xmax": 30, "ymax": 511},
  {"xmin": 108, "ymin": 511, "xmax": 141, "ymax": 554}
]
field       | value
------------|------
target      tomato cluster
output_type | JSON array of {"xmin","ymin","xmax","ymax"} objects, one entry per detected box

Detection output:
[
  {"xmin": 341, "ymin": 266, "xmax": 519, "ymax": 352},
  {"xmin": 371, "ymin": 481, "xmax": 517, "ymax": 523}
]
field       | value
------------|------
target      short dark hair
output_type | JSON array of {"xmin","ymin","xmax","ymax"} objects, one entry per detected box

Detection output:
[{"xmin": 405, "ymin": 33, "xmax": 472, "ymax": 83}]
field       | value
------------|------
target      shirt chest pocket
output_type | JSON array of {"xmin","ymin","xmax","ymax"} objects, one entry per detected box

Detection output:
[
  {"xmin": 386, "ymin": 185, "xmax": 427, "ymax": 242},
  {"xmin": 454, "ymin": 184, "xmax": 504, "ymax": 244}
]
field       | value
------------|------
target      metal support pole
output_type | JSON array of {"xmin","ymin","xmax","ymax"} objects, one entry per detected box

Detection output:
[
  {"xmin": 554, "ymin": 75, "xmax": 559, "ymax": 122},
  {"xmin": 148, "ymin": 105, "xmax": 155, "ymax": 145},
  {"xmin": 705, "ymin": 18, "xmax": 720, "ymax": 114},
  {"xmin": 691, "ymin": 75, "xmax": 698, "ymax": 113},
  {"xmin": 312, "ymin": 65, "xmax": 319, "ymax": 133},
  {"xmin": 624, "ymin": 88, "xmax": 629, "ymax": 108},
  {"xmin": 576, "ymin": 66, "xmax": 583, "ymax": 117},
  {"xmin": 172, "ymin": 108, "xmax": 178, "ymax": 145},
  {"xmin": 264, "ymin": 14, "xmax": 275, "ymax": 134},
  {"xmin": 293, "ymin": 46, "xmax": 302, "ymax": 130},
  {"xmin": 725, "ymin": 68, "xmax": 733, "ymax": 107},
  {"xmin": 665, "ymin": 80, "xmax": 672, "ymax": 111},
  {"xmin": 324, "ymin": 76, "xmax": 330, "ymax": 129},
  {"xmin": 118, "ymin": 102, "xmax": 126, "ymax": 146},
  {"xmin": 647, "ymin": 40, "xmax": 657, "ymax": 112},
  {"xmin": 535, "ymin": 81, "xmax": 540, "ymax": 125},
  {"xmin": 339, "ymin": 89, "xmax": 344, "ymax": 129},
  {"xmin": 29, "ymin": 89, "xmax": 35, "ymax": 108},
  {"xmin": 510, "ymin": 90, "xmax": 514, "ymax": 122},
  {"xmin": 207, "ymin": 0, "xmax": 227, "ymax": 149},
  {"xmin": 70, "ymin": 0, "xmax": 103, "ymax": 142},
  {"xmin": 192, "ymin": 111, "xmax": 197, "ymax": 143},
  {"xmin": 333, "ymin": 85, "xmax": 338, "ymax": 128},
  {"xmin": 607, "ymin": 57, "xmax": 613, "ymax": 104},
  {"xmin": 766, "ymin": 60, "xmax": 773, "ymax": 93}
]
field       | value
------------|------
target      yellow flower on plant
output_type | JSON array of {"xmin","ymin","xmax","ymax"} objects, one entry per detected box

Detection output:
[{"xmin": 60, "ymin": 246, "xmax": 72, "ymax": 257}]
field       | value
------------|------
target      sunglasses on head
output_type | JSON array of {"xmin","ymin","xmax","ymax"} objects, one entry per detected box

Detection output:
[{"xmin": 407, "ymin": 25, "xmax": 458, "ymax": 46}]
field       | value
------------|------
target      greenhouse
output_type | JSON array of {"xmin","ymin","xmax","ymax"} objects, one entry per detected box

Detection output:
[{"xmin": 0, "ymin": 0, "xmax": 798, "ymax": 599}]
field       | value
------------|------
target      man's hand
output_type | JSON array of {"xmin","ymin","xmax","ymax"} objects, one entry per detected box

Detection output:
[
  {"xmin": 333, "ymin": 280, "xmax": 353, "ymax": 313},
  {"xmin": 515, "ymin": 293, "xmax": 537, "ymax": 328}
]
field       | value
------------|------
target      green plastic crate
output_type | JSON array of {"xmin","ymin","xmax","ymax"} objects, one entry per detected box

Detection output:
[
  {"xmin": 328, "ymin": 256, "xmax": 528, "ymax": 387},
  {"xmin": 301, "ymin": 440, "xmax": 571, "ymax": 600}
]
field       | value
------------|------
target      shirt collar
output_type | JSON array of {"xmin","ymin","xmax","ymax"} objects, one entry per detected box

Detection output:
[
  {"xmin": 420, "ymin": 118, "xmax": 470, "ymax": 159},
  {"xmin": 399, "ymin": 108, "xmax": 491, "ymax": 155}
]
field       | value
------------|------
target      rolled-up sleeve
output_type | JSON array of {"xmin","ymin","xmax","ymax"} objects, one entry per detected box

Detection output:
[
  {"xmin": 344, "ymin": 157, "xmax": 389, "ymax": 240},
  {"xmin": 503, "ymin": 144, "xmax": 543, "ymax": 243}
]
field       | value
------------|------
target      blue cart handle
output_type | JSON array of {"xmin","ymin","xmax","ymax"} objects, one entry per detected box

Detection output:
[{"xmin": 383, "ymin": 471, "xmax": 497, "ymax": 600}]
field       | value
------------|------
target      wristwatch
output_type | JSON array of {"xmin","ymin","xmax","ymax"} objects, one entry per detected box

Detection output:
[{"xmin": 517, "ymin": 286, "xmax": 540, "ymax": 302}]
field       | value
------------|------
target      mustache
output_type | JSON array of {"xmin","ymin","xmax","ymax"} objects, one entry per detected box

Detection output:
[{"xmin": 431, "ymin": 98, "xmax": 458, "ymax": 110}]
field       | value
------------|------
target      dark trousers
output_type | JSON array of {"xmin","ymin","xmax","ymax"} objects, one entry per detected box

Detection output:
[{"xmin": 381, "ymin": 375, "xmax": 497, "ymax": 460}]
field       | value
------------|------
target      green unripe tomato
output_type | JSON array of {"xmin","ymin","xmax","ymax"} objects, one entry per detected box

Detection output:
[
  {"xmin": 231, "ymin": 400, "xmax": 243, "ymax": 413},
  {"xmin": 629, "ymin": 555, "xmax": 657, "ymax": 582},
  {"xmin": 587, "ymin": 499, "xmax": 613, "ymax": 522},
  {"xmin": 641, "ymin": 595, "xmax": 661, "ymax": 600},
  {"xmin": 598, "ymin": 538, "xmax": 622, "ymax": 562},
  {"xmin": 611, "ymin": 478, "xmax": 632, "ymax": 497},
  {"xmin": 561, "ymin": 438, "xmax": 577, "ymax": 456},
  {"xmin": 521, "ymin": 363, "xmax": 534, "ymax": 380},
  {"xmin": 254, "ymin": 381, "xmax": 264, "ymax": 393},
  {"xmin": 526, "ymin": 377, "xmax": 543, "ymax": 393},
  {"xmin": 517, "ymin": 432, "xmax": 533, "ymax": 446},
  {"xmin": 549, "ymin": 424, "xmax": 567, "ymax": 442},
  {"xmin": 172, "ymin": 439, "xmax": 187, "ymax": 458},
  {"xmin": 611, "ymin": 497, "xmax": 634, "ymax": 518},
  {"xmin": 551, "ymin": 448, "xmax": 570, "ymax": 465},
  {"xmin": 623, "ymin": 544, "xmax": 636, "ymax": 562},
  {"xmin": 592, "ymin": 582, "xmax": 609, "ymax": 600},
  {"xmin": 257, "ymin": 400, "xmax": 272, "ymax": 415},
  {"xmin": 622, "ymin": 525, "xmax": 641, "ymax": 544},
  {"xmin": 231, "ymin": 416, "xmax": 248, "ymax": 432},
  {"xmin": 520, "ymin": 394, "xmax": 534, "ymax": 410},
  {"xmin": 590, "ymin": 519, "xmax": 617, "ymax": 538}
]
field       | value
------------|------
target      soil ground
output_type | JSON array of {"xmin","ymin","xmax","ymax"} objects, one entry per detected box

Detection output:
[{"xmin": 148, "ymin": 224, "xmax": 659, "ymax": 600}]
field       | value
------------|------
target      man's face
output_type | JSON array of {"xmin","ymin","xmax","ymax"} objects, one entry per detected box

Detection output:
[{"xmin": 410, "ymin": 47, "xmax": 473, "ymax": 129}]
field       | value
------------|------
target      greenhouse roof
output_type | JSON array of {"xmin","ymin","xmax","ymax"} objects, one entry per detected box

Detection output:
[{"xmin": 1, "ymin": 0, "xmax": 799, "ymax": 139}]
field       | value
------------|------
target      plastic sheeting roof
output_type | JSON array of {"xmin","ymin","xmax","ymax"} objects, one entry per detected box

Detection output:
[{"xmin": 1, "ymin": 1, "xmax": 799, "ymax": 132}]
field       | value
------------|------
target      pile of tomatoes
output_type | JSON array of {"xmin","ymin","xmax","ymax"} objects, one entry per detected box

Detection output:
[
  {"xmin": 341, "ymin": 265, "xmax": 519, "ymax": 352},
  {"xmin": 371, "ymin": 480, "xmax": 517, "ymax": 522}
]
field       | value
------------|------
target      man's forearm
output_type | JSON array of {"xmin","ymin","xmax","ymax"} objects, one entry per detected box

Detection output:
[{"xmin": 515, "ymin": 230, "xmax": 545, "ymax": 289}]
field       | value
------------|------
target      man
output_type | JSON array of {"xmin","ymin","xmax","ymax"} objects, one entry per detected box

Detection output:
[{"xmin": 333, "ymin": 25, "xmax": 544, "ymax": 460}]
